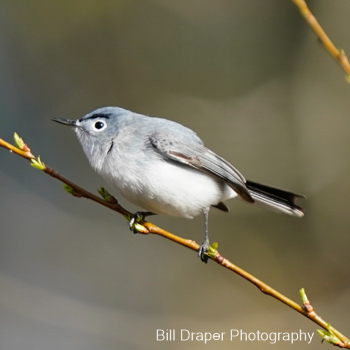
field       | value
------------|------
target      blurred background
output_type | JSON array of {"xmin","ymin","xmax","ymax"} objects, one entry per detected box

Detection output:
[{"xmin": 1, "ymin": 0, "xmax": 350, "ymax": 349}]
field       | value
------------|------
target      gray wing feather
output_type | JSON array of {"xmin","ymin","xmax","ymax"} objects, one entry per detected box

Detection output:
[{"xmin": 150, "ymin": 133, "xmax": 254, "ymax": 203}]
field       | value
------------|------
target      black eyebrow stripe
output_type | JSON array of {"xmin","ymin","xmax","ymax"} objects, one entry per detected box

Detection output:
[{"xmin": 79, "ymin": 113, "xmax": 111, "ymax": 122}]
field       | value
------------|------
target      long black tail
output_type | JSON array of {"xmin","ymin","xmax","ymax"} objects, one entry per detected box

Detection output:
[{"xmin": 246, "ymin": 180, "xmax": 305, "ymax": 217}]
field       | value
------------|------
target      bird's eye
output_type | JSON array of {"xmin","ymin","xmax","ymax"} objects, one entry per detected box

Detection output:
[{"xmin": 94, "ymin": 120, "xmax": 106, "ymax": 131}]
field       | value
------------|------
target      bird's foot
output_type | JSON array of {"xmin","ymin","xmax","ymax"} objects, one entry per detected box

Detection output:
[
  {"xmin": 198, "ymin": 239, "xmax": 209, "ymax": 263},
  {"xmin": 129, "ymin": 211, "xmax": 154, "ymax": 233}
]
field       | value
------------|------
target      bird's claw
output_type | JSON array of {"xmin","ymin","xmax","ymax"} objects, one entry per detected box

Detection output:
[
  {"xmin": 198, "ymin": 240, "xmax": 209, "ymax": 263},
  {"xmin": 129, "ymin": 212, "xmax": 144, "ymax": 233},
  {"xmin": 129, "ymin": 211, "xmax": 155, "ymax": 233}
]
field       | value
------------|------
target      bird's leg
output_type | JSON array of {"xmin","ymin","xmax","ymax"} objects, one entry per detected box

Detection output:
[
  {"xmin": 129, "ymin": 211, "xmax": 155, "ymax": 233},
  {"xmin": 198, "ymin": 207, "xmax": 210, "ymax": 263}
]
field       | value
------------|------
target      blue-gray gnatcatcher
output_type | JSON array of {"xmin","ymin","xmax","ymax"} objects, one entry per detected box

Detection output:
[{"xmin": 53, "ymin": 107, "xmax": 304, "ymax": 263}]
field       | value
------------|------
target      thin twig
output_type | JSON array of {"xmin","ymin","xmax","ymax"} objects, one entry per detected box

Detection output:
[
  {"xmin": 0, "ymin": 137, "xmax": 35, "ymax": 159},
  {"xmin": 45, "ymin": 167, "xmax": 132, "ymax": 218},
  {"xmin": 291, "ymin": 0, "xmax": 350, "ymax": 78},
  {"xmin": 1, "ymin": 135, "xmax": 349, "ymax": 347}
]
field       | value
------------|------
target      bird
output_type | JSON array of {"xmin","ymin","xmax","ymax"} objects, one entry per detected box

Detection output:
[{"xmin": 53, "ymin": 106, "xmax": 305, "ymax": 263}]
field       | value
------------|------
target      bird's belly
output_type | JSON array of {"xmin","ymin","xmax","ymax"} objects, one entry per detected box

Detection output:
[{"xmin": 101, "ymin": 160, "xmax": 237, "ymax": 218}]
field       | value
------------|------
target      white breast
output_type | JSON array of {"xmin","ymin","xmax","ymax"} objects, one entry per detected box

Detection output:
[{"xmin": 99, "ymin": 150, "xmax": 237, "ymax": 218}]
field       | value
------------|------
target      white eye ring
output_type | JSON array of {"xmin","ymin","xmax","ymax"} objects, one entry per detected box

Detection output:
[{"xmin": 93, "ymin": 120, "xmax": 107, "ymax": 131}]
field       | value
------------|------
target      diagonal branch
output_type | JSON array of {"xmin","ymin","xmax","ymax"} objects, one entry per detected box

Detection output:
[
  {"xmin": 291, "ymin": 0, "xmax": 350, "ymax": 78},
  {"xmin": 1, "ymin": 134, "xmax": 349, "ymax": 347}
]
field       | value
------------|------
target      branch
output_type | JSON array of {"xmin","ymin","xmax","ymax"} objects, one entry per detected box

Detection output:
[
  {"xmin": 291, "ymin": 0, "xmax": 350, "ymax": 79},
  {"xmin": 1, "ymin": 133, "xmax": 349, "ymax": 347}
]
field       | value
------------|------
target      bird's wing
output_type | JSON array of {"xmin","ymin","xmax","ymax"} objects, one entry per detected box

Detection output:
[{"xmin": 149, "ymin": 133, "xmax": 254, "ymax": 203}]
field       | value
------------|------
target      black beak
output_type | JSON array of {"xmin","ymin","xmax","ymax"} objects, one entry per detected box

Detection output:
[{"xmin": 52, "ymin": 118, "xmax": 77, "ymax": 126}]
